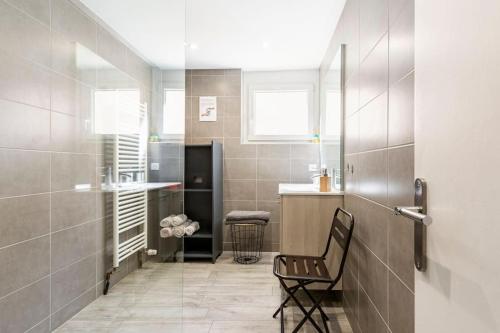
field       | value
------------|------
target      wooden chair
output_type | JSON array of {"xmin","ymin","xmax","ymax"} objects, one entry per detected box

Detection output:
[{"xmin": 272, "ymin": 207, "xmax": 355, "ymax": 333}]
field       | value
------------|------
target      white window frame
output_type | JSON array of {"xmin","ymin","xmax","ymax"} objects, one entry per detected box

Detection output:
[
  {"xmin": 242, "ymin": 70, "xmax": 319, "ymax": 144},
  {"xmin": 162, "ymin": 88, "xmax": 185, "ymax": 141}
]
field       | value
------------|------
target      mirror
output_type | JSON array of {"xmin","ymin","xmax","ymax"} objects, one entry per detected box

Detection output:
[{"xmin": 320, "ymin": 45, "xmax": 344, "ymax": 190}]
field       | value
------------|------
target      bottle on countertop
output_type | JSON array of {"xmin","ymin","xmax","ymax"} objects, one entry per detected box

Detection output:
[{"xmin": 319, "ymin": 167, "xmax": 331, "ymax": 192}]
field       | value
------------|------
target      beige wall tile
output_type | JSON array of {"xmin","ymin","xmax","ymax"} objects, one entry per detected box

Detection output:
[
  {"xmin": 388, "ymin": 212, "xmax": 414, "ymax": 290},
  {"xmin": 359, "ymin": 0, "xmax": 388, "ymax": 60},
  {"xmin": 0, "ymin": 99, "xmax": 50, "ymax": 150},
  {"xmin": 0, "ymin": 235, "xmax": 50, "ymax": 298},
  {"xmin": 51, "ymin": 0, "xmax": 97, "ymax": 52},
  {"xmin": 345, "ymin": 112, "xmax": 360, "ymax": 154},
  {"xmin": 191, "ymin": 75, "xmax": 226, "ymax": 96},
  {"xmin": 223, "ymin": 138, "xmax": 256, "ymax": 158},
  {"xmin": 224, "ymin": 75, "xmax": 241, "ymax": 96},
  {"xmin": 358, "ymin": 243, "xmax": 389, "ymax": 321},
  {"xmin": 51, "ymin": 190, "xmax": 96, "ymax": 232},
  {"xmin": 256, "ymin": 201, "xmax": 281, "ymax": 223},
  {"xmin": 224, "ymin": 180, "xmax": 256, "ymax": 201},
  {"xmin": 388, "ymin": 0, "xmax": 414, "ymax": 84},
  {"xmin": 51, "ymin": 153, "xmax": 97, "ymax": 192},
  {"xmin": 51, "ymin": 221, "xmax": 96, "ymax": 272},
  {"xmin": 0, "ymin": 51, "xmax": 50, "ymax": 109},
  {"xmin": 223, "ymin": 116, "xmax": 241, "ymax": 138},
  {"xmin": 256, "ymin": 144, "xmax": 290, "ymax": 159},
  {"xmin": 257, "ymin": 180, "xmax": 281, "ymax": 201},
  {"xmin": 388, "ymin": 145, "xmax": 414, "ymax": 207},
  {"xmin": 0, "ymin": 277, "xmax": 50, "ymax": 333},
  {"xmin": 291, "ymin": 144, "xmax": 319, "ymax": 160},
  {"xmin": 223, "ymin": 200, "xmax": 257, "ymax": 215},
  {"xmin": 4, "ymin": 0, "xmax": 51, "ymax": 26},
  {"xmin": 96, "ymin": 26, "xmax": 128, "ymax": 74},
  {"xmin": 359, "ymin": 92, "xmax": 388, "ymax": 151},
  {"xmin": 257, "ymin": 159, "xmax": 290, "ymax": 181},
  {"xmin": 50, "ymin": 287, "xmax": 95, "ymax": 331},
  {"xmin": 358, "ymin": 288, "xmax": 389, "ymax": 333},
  {"xmin": 388, "ymin": 72, "xmax": 414, "ymax": 146},
  {"xmin": 50, "ymin": 255, "xmax": 96, "ymax": 313},
  {"xmin": 223, "ymin": 158, "xmax": 256, "ymax": 180},
  {"xmin": 290, "ymin": 159, "xmax": 316, "ymax": 182},
  {"xmin": 388, "ymin": 272, "xmax": 414, "ymax": 333},
  {"xmin": 0, "ymin": 149, "xmax": 50, "ymax": 198},
  {"xmin": 220, "ymin": 97, "xmax": 241, "ymax": 118},
  {"xmin": 0, "ymin": 194, "xmax": 50, "ymax": 248},
  {"xmin": 359, "ymin": 34, "xmax": 388, "ymax": 107},
  {"xmin": 345, "ymin": 73, "xmax": 360, "ymax": 116},
  {"xmin": 192, "ymin": 118, "xmax": 224, "ymax": 138},
  {"xmin": 357, "ymin": 150, "xmax": 388, "ymax": 205},
  {"xmin": 0, "ymin": 1, "xmax": 51, "ymax": 67},
  {"xmin": 356, "ymin": 198, "xmax": 390, "ymax": 262}
]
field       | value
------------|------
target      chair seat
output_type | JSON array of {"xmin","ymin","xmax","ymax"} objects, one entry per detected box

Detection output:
[{"xmin": 274, "ymin": 254, "xmax": 332, "ymax": 282}]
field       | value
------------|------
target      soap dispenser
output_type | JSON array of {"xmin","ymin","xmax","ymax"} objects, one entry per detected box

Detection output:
[{"xmin": 319, "ymin": 168, "xmax": 331, "ymax": 192}]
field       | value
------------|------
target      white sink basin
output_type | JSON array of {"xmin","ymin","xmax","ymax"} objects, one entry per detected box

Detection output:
[{"xmin": 278, "ymin": 183, "xmax": 343, "ymax": 196}]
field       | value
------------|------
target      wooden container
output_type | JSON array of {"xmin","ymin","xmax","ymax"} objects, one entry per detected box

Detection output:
[{"xmin": 319, "ymin": 176, "xmax": 331, "ymax": 192}]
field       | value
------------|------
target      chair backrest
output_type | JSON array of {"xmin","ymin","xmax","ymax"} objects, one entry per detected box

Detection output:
[{"xmin": 321, "ymin": 207, "xmax": 355, "ymax": 282}]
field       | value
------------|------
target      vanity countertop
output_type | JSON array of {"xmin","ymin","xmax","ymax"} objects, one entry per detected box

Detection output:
[
  {"xmin": 279, "ymin": 183, "xmax": 344, "ymax": 196},
  {"xmin": 100, "ymin": 182, "xmax": 182, "ymax": 192}
]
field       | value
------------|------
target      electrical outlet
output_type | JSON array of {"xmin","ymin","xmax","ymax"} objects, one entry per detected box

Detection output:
[
  {"xmin": 308, "ymin": 164, "xmax": 318, "ymax": 172},
  {"xmin": 151, "ymin": 162, "xmax": 160, "ymax": 171}
]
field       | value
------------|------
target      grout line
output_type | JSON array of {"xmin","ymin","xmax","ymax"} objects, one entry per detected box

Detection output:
[{"xmin": 0, "ymin": 274, "xmax": 49, "ymax": 303}]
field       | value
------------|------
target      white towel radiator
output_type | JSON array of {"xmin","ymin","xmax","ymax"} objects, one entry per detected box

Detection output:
[{"xmin": 112, "ymin": 100, "xmax": 148, "ymax": 269}]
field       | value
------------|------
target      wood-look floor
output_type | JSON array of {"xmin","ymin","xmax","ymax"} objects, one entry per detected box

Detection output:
[{"xmin": 55, "ymin": 253, "xmax": 352, "ymax": 332}]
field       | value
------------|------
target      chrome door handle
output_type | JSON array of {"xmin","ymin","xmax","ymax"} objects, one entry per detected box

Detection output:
[
  {"xmin": 393, "ymin": 178, "xmax": 429, "ymax": 272},
  {"xmin": 394, "ymin": 206, "xmax": 432, "ymax": 226}
]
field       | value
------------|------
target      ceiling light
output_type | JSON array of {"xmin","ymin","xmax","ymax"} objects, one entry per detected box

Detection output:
[
  {"xmin": 189, "ymin": 43, "xmax": 198, "ymax": 50},
  {"xmin": 262, "ymin": 41, "xmax": 270, "ymax": 48}
]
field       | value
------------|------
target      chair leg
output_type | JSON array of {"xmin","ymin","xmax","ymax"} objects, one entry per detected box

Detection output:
[
  {"xmin": 273, "ymin": 284, "xmax": 300, "ymax": 318},
  {"xmin": 293, "ymin": 283, "xmax": 335, "ymax": 333},
  {"xmin": 299, "ymin": 283, "xmax": 330, "ymax": 333}
]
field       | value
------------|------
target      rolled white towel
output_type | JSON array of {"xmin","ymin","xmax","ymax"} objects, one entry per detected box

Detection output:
[
  {"xmin": 184, "ymin": 221, "xmax": 200, "ymax": 236},
  {"xmin": 171, "ymin": 214, "xmax": 188, "ymax": 227},
  {"xmin": 173, "ymin": 224, "xmax": 186, "ymax": 238},
  {"xmin": 160, "ymin": 215, "xmax": 176, "ymax": 228},
  {"xmin": 160, "ymin": 227, "xmax": 174, "ymax": 238}
]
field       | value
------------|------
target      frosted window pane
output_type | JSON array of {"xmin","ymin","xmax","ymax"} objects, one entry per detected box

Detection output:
[
  {"xmin": 254, "ymin": 90, "xmax": 309, "ymax": 136},
  {"xmin": 325, "ymin": 90, "xmax": 341, "ymax": 137},
  {"xmin": 163, "ymin": 89, "xmax": 185, "ymax": 135},
  {"xmin": 94, "ymin": 90, "xmax": 141, "ymax": 134}
]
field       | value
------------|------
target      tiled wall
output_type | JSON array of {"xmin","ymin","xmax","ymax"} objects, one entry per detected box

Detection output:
[
  {"xmin": 322, "ymin": 0, "xmax": 415, "ymax": 332},
  {"xmin": 0, "ymin": 0, "xmax": 152, "ymax": 331},
  {"xmin": 185, "ymin": 69, "xmax": 321, "ymax": 252}
]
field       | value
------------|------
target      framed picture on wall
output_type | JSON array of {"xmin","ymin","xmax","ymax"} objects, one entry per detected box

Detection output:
[{"xmin": 199, "ymin": 96, "xmax": 217, "ymax": 122}]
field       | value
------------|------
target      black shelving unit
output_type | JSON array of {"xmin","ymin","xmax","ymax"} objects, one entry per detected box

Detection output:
[{"xmin": 183, "ymin": 142, "xmax": 223, "ymax": 263}]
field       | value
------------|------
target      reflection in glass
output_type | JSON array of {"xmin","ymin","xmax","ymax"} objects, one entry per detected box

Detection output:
[{"xmin": 320, "ymin": 45, "xmax": 344, "ymax": 190}]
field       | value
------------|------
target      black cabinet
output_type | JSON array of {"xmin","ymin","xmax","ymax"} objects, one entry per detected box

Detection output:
[{"xmin": 183, "ymin": 142, "xmax": 223, "ymax": 263}]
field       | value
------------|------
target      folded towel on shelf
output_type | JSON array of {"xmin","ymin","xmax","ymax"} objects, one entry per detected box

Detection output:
[
  {"xmin": 160, "ymin": 227, "xmax": 174, "ymax": 238},
  {"xmin": 160, "ymin": 214, "xmax": 188, "ymax": 227},
  {"xmin": 173, "ymin": 224, "xmax": 186, "ymax": 238},
  {"xmin": 171, "ymin": 214, "xmax": 188, "ymax": 226},
  {"xmin": 160, "ymin": 215, "xmax": 175, "ymax": 228},
  {"xmin": 184, "ymin": 221, "xmax": 200, "ymax": 236},
  {"xmin": 225, "ymin": 210, "xmax": 271, "ymax": 222},
  {"xmin": 225, "ymin": 219, "xmax": 268, "ymax": 225}
]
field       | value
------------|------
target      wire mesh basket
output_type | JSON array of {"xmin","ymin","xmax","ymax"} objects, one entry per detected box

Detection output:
[{"xmin": 230, "ymin": 223, "xmax": 266, "ymax": 264}]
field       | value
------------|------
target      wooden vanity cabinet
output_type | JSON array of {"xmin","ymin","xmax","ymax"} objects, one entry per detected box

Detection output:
[{"xmin": 280, "ymin": 194, "xmax": 344, "ymax": 290}]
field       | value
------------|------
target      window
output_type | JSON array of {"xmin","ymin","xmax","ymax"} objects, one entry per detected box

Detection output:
[
  {"xmin": 94, "ymin": 89, "xmax": 141, "ymax": 134},
  {"xmin": 323, "ymin": 89, "xmax": 341, "ymax": 139},
  {"xmin": 162, "ymin": 89, "xmax": 185, "ymax": 139},
  {"xmin": 243, "ymin": 71, "xmax": 319, "ymax": 143}
]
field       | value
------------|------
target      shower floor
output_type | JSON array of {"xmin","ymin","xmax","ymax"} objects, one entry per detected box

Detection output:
[{"xmin": 55, "ymin": 252, "xmax": 352, "ymax": 332}]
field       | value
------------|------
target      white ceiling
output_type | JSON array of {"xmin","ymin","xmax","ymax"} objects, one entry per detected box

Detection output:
[{"xmin": 80, "ymin": 0, "xmax": 346, "ymax": 70}]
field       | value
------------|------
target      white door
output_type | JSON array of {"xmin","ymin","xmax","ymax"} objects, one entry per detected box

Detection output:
[{"xmin": 415, "ymin": 1, "xmax": 500, "ymax": 332}]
